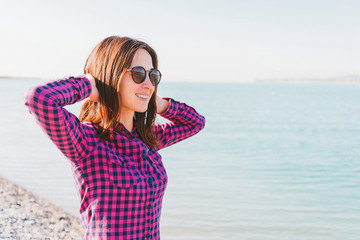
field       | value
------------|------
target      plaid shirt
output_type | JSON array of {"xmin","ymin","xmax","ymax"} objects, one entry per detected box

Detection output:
[{"xmin": 24, "ymin": 76, "xmax": 205, "ymax": 239}]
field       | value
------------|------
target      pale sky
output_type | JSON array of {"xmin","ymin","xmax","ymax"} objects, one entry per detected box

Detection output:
[{"xmin": 1, "ymin": 0, "xmax": 359, "ymax": 82}]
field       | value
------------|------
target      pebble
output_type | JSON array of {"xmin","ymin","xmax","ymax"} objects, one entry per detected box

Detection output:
[{"xmin": 0, "ymin": 176, "xmax": 82, "ymax": 239}]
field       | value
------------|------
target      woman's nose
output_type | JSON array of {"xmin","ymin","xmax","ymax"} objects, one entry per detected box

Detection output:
[{"xmin": 142, "ymin": 74, "xmax": 154, "ymax": 89}]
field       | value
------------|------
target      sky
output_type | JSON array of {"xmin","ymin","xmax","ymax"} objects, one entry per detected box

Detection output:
[{"xmin": 0, "ymin": 0, "xmax": 359, "ymax": 82}]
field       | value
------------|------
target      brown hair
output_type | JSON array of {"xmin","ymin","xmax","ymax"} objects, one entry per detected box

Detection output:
[{"xmin": 79, "ymin": 36, "xmax": 159, "ymax": 148}]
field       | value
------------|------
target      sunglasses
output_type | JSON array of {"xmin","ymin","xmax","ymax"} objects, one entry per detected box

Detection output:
[{"xmin": 126, "ymin": 66, "xmax": 161, "ymax": 86}]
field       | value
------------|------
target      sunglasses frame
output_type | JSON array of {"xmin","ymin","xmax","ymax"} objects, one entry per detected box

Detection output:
[{"xmin": 126, "ymin": 66, "xmax": 161, "ymax": 86}]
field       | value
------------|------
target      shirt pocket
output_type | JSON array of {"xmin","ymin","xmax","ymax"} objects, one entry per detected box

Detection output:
[
  {"xmin": 147, "ymin": 152, "xmax": 168, "ymax": 180},
  {"xmin": 106, "ymin": 151, "xmax": 142, "ymax": 189}
]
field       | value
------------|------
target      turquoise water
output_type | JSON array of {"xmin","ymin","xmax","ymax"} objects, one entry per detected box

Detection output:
[{"xmin": 1, "ymin": 78, "xmax": 359, "ymax": 239}]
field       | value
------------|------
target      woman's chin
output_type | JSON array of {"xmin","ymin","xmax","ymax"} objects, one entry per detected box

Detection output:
[{"xmin": 135, "ymin": 107, "xmax": 148, "ymax": 113}]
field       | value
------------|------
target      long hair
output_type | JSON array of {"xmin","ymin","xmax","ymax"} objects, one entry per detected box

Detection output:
[{"xmin": 79, "ymin": 36, "xmax": 159, "ymax": 148}]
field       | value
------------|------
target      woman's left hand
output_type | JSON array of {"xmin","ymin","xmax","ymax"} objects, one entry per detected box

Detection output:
[{"xmin": 156, "ymin": 95, "xmax": 170, "ymax": 114}]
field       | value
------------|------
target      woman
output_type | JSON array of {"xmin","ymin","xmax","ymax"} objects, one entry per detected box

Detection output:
[{"xmin": 24, "ymin": 36, "xmax": 205, "ymax": 239}]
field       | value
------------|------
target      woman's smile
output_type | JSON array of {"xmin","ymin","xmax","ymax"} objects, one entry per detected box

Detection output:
[{"xmin": 135, "ymin": 93, "xmax": 150, "ymax": 100}]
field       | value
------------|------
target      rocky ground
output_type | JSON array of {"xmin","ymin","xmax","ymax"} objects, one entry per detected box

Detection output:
[{"xmin": 0, "ymin": 176, "xmax": 82, "ymax": 239}]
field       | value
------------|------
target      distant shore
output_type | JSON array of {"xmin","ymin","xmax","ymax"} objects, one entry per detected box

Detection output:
[
  {"xmin": 0, "ymin": 76, "xmax": 43, "ymax": 80},
  {"xmin": 1, "ymin": 75, "xmax": 360, "ymax": 83},
  {"xmin": 256, "ymin": 76, "xmax": 360, "ymax": 83},
  {"xmin": 0, "ymin": 176, "xmax": 82, "ymax": 239}
]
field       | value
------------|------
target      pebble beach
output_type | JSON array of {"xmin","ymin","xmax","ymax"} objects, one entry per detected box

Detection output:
[{"xmin": 0, "ymin": 176, "xmax": 82, "ymax": 239}]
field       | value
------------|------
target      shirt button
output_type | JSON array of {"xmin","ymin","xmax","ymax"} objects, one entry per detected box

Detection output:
[
  {"xmin": 146, "ymin": 233, "xmax": 151, "ymax": 238},
  {"xmin": 147, "ymin": 205, "xmax": 151, "ymax": 210}
]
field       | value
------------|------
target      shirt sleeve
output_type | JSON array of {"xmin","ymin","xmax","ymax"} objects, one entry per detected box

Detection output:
[
  {"xmin": 153, "ymin": 98, "xmax": 205, "ymax": 150},
  {"xmin": 24, "ymin": 76, "xmax": 95, "ymax": 162}
]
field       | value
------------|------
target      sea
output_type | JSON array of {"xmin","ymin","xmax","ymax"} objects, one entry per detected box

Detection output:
[{"xmin": 0, "ymin": 78, "xmax": 359, "ymax": 240}]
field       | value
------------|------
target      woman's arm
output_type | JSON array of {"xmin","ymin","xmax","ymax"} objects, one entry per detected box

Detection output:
[
  {"xmin": 153, "ymin": 97, "xmax": 206, "ymax": 150},
  {"xmin": 156, "ymin": 95, "xmax": 170, "ymax": 114},
  {"xmin": 24, "ymin": 75, "xmax": 96, "ymax": 162}
]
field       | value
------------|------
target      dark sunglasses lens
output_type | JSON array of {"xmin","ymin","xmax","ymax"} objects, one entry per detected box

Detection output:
[
  {"xmin": 132, "ymin": 67, "xmax": 146, "ymax": 83},
  {"xmin": 150, "ymin": 69, "xmax": 161, "ymax": 85}
]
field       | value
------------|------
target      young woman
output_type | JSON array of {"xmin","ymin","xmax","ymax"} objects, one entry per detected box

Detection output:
[{"xmin": 24, "ymin": 36, "xmax": 205, "ymax": 239}]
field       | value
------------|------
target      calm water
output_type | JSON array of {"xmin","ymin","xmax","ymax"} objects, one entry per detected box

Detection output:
[{"xmin": 1, "ymin": 78, "xmax": 360, "ymax": 240}]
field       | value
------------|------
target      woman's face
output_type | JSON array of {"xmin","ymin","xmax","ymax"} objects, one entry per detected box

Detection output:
[{"xmin": 119, "ymin": 49, "xmax": 155, "ymax": 117}]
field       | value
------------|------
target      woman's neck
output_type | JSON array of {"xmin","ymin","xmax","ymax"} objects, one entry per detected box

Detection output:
[{"xmin": 119, "ymin": 110, "xmax": 134, "ymax": 132}]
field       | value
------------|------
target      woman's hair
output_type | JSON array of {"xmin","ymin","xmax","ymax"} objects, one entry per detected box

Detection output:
[{"xmin": 79, "ymin": 36, "xmax": 159, "ymax": 148}]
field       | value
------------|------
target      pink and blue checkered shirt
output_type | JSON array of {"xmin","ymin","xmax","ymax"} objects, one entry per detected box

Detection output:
[{"xmin": 24, "ymin": 76, "xmax": 205, "ymax": 239}]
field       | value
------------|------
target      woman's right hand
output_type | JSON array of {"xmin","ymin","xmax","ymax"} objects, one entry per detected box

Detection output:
[{"xmin": 86, "ymin": 74, "xmax": 100, "ymax": 102}]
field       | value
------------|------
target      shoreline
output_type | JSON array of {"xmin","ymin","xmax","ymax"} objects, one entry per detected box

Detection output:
[
  {"xmin": 0, "ymin": 176, "xmax": 82, "ymax": 239},
  {"xmin": 1, "ymin": 76, "xmax": 360, "ymax": 84}
]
